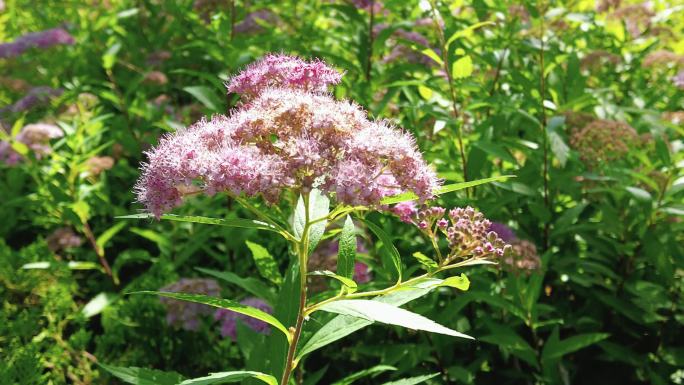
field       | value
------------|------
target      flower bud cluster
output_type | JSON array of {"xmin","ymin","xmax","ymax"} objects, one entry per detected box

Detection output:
[
  {"xmin": 136, "ymin": 54, "xmax": 439, "ymax": 217},
  {"xmin": 394, "ymin": 204, "xmax": 511, "ymax": 261},
  {"xmin": 486, "ymin": 223, "xmax": 541, "ymax": 274},
  {"xmin": 569, "ymin": 119, "xmax": 640, "ymax": 168},
  {"xmin": 214, "ymin": 297, "xmax": 272, "ymax": 340},
  {"xmin": 159, "ymin": 278, "xmax": 221, "ymax": 331}
]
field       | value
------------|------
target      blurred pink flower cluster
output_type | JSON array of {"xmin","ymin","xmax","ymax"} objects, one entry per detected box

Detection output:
[
  {"xmin": 136, "ymin": 54, "xmax": 439, "ymax": 217},
  {"xmin": 0, "ymin": 122, "xmax": 63, "ymax": 165},
  {"xmin": 159, "ymin": 278, "xmax": 221, "ymax": 331},
  {"xmin": 214, "ymin": 297, "xmax": 272, "ymax": 340}
]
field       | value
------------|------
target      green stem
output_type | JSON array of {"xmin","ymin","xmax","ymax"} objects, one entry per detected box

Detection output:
[
  {"xmin": 304, "ymin": 257, "xmax": 484, "ymax": 316},
  {"xmin": 280, "ymin": 193, "xmax": 311, "ymax": 385}
]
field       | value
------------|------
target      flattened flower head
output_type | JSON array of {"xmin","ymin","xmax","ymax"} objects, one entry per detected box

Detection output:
[
  {"xmin": 227, "ymin": 54, "xmax": 343, "ymax": 101},
  {"xmin": 136, "ymin": 54, "xmax": 438, "ymax": 217}
]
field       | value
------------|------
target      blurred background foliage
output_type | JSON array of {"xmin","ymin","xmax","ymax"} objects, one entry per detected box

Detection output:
[{"xmin": 1, "ymin": 0, "xmax": 683, "ymax": 384}]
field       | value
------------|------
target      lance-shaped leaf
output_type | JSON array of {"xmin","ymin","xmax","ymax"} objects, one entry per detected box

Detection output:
[
  {"xmin": 196, "ymin": 267, "xmax": 276, "ymax": 305},
  {"xmin": 438, "ymin": 273, "xmax": 470, "ymax": 291},
  {"xmin": 116, "ymin": 213, "xmax": 278, "ymax": 232},
  {"xmin": 245, "ymin": 241, "xmax": 282, "ymax": 285},
  {"xmin": 98, "ymin": 364, "xmax": 184, "ymax": 385},
  {"xmin": 309, "ymin": 270, "xmax": 358, "ymax": 293},
  {"xmin": 364, "ymin": 219, "xmax": 402, "ymax": 280},
  {"xmin": 412, "ymin": 252, "xmax": 438, "ymax": 272},
  {"xmin": 318, "ymin": 299, "xmax": 473, "ymax": 339},
  {"xmin": 331, "ymin": 365, "xmax": 397, "ymax": 385},
  {"xmin": 380, "ymin": 175, "xmax": 514, "ymax": 205},
  {"xmin": 131, "ymin": 291, "xmax": 290, "ymax": 341},
  {"xmin": 337, "ymin": 215, "xmax": 357, "ymax": 279},
  {"xmin": 296, "ymin": 278, "xmax": 443, "ymax": 361},
  {"xmin": 292, "ymin": 189, "xmax": 330, "ymax": 253},
  {"xmin": 381, "ymin": 373, "xmax": 440, "ymax": 385},
  {"xmin": 178, "ymin": 371, "xmax": 278, "ymax": 385}
]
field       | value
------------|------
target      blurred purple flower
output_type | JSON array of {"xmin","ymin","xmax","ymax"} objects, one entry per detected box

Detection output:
[
  {"xmin": 350, "ymin": 0, "xmax": 382, "ymax": 12},
  {"xmin": 0, "ymin": 27, "xmax": 74, "ymax": 59},
  {"xmin": 234, "ymin": 10, "xmax": 279, "ymax": 35},
  {"xmin": 488, "ymin": 222, "xmax": 517, "ymax": 243},
  {"xmin": 673, "ymin": 70, "xmax": 684, "ymax": 89},
  {"xmin": 353, "ymin": 262, "xmax": 372, "ymax": 284},
  {"xmin": 391, "ymin": 201, "xmax": 417, "ymax": 223},
  {"xmin": 0, "ymin": 86, "xmax": 63, "ymax": 116},
  {"xmin": 214, "ymin": 297, "xmax": 272, "ymax": 340},
  {"xmin": 46, "ymin": 227, "xmax": 83, "ymax": 252},
  {"xmin": 159, "ymin": 278, "xmax": 221, "ymax": 331}
]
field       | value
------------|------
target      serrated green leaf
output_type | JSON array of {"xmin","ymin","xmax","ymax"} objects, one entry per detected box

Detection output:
[
  {"xmin": 337, "ymin": 216, "xmax": 356, "ymax": 279},
  {"xmin": 245, "ymin": 241, "xmax": 283, "ymax": 285},
  {"xmin": 318, "ymin": 299, "xmax": 473, "ymax": 339},
  {"xmin": 116, "ymin": 213, "xmax": 278, "ymax": 232},
  {"xmin": 309, "ymin": 270, "xmax": 358, "ymax": 293},
  {"xmin": 130, "ymin": 291, "xmax": 290, "ymax": 341}
]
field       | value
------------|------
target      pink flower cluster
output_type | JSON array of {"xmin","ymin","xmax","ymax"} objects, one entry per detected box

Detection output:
[
  {"xmin": 393, "ymin": 203, "xmax": 511, "ymax": 260},
  {"xmin": 0, "ymin": 27, "xmax": 74, "ymax": 59},
  {"xmin": 0, "ymin": 123, "xmax": 64, "ymax": 165},
  {"xmin": 136, "ymin": 54, "xmax": 439, "ymax": 217},
  {"xmin": 226, "ymin": 54, "xmax": 343, "ymax": 101},
  {"xmin": 214, "ymin": 297, "xmax": 273, "ymax": 340},
  {"xmin": 159, "ymin": 278, "xmax": 221, "ymax": 331}
]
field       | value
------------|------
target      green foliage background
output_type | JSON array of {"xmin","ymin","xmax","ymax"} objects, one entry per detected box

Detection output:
[{"xmin": 1, "ymin": 0, "xmax": 683, "ymax": 384}]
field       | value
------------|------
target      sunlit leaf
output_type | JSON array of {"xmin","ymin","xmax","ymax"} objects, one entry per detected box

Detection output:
[
  {"xmin": 130, "ymin": 291, "xmax": 290, "ymax": 341},
  {"xmin": 318, "ymin": 299, "xmax": 473, "ymax": 339}
]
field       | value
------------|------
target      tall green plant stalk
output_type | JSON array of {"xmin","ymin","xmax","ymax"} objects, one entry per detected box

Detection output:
[
  {"xmin": 365, "ymin": 0, "xmax": 375, "ymax": 83},
  {"xmin": 428, "ymin": 1, "xmax": 469, "ymax": 187},
  {"xmin": 280, "ymin": 193, "xmax": 311, "ymax": 385},
  {"xmin": 538, "ymin": 3, "xmax": 550, "ymax": 251}
]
